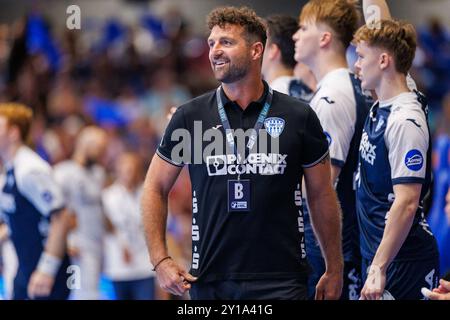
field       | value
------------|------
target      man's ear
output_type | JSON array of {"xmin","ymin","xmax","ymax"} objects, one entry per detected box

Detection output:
[
  {"xmin": 319, "ymin": 31, "xmax": 332, "ymax": 49},
  {"xmin": 379, "ymin": 52, "xmax": 390, "ymax": 71},
  {"xmin": 251, "ymin": 41, "xmax": 265, "ymax": 61}
]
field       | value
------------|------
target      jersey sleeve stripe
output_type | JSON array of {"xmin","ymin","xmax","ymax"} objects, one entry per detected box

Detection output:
[
  {"xmin": 392, "ymin": 177, "xmax": 426, "ymax": 185},
  {"xmin": 331, "ymin": 158, "xmax": 345, "ymax": 168},
  {"xmin": 302, "ymin": 150, "xmax": 329, "ymax": 168},
  {"xmin": 156, "ymin": 149, "xmax": 185, "ymax": 167}
]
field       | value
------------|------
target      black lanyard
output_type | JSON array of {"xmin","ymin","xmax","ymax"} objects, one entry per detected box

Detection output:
[{"xmin": 215, "ymin": 85, "xmax": 273, "ymax": 178}]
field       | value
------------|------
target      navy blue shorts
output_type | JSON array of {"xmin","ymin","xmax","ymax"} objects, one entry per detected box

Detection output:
[
  {"xmin": 189, "ymin": 278, "xmax": 308, "ymax": 300},
  {"xmin": 361, "ymin": 256, "xmax": 440, "ymax": 300},
  {"xmin": 307, "ymin": 255, "xmax": 362, "ymax": 300}
]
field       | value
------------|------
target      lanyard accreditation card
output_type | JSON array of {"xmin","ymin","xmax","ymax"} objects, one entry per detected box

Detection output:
[{"xmin": 215, "ymin": 85, "xmax": 273, "ymax": 212}]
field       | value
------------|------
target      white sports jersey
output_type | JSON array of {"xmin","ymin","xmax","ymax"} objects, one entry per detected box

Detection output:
[
  {"xmin": 53, "ymin": 160, "xmax": 106, "ymax": 247},
  {"xmin": 310, "ymin": 68, "xmax": 357, "ymax": 166},
  {"xmin": 0, "ymin": 146, "xmax": 65, "ymax": 218},
  {"xmin": 381, "ymin": 92, "xmax": 429, "ymax": 181},
  {"xmin": 270, "ymin": 75, "xmax": 295, "ymax": 95},
  {"xmin": 102, "ymin": 183, "xmax": 154, "ymax": 281}
]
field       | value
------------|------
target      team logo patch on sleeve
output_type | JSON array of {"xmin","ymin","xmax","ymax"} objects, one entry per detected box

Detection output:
[
  {"xmin": 264, "ymin": 117, "xmax": 285, "ymax": 138},
  {"xmin": 405, "ymin": 149, "xmax": 423, "ymax": 171}
]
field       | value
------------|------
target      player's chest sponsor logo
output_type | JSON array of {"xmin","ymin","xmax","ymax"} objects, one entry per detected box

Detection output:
[
  {"xmin": 206, "ymin": 153, "xmax": 288, "ymax": 176},
  {"xmin": 264, "ymin": 117, "xmax": 285, "ymax": 138},
  {"xmin": 359, "ymin": 131, "xmax": 377, "ymax": 165}
]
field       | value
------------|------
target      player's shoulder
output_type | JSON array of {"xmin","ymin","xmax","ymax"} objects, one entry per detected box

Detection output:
[
  {"xmin": 387, "ymin": 92, "xmax": 427, "ymax": 126},
  {"xmin": 14, "ymin": 146, "xmax": 51, "ymax": 179}
]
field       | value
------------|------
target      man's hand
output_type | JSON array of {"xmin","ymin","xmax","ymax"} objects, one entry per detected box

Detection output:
[
  {"xmin": 423, "ymin": 279, "xmax": 450, "ymax": 300},
  {"xmin": 27, "ymin": 270, "xmax": 55, "ymax": 299},
  {"xmin": 315, "ymin": 269, "xmax": 343, "ymax": 300},
  {"xmin": 155, "ymin": 258, "xmax": 197, "ymax": 296},
  {"xmin": 360, "ymin": 265, "xmax": 386, "ymax": 300}
]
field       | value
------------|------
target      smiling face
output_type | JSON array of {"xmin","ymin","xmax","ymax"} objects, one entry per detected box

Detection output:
[
  {"xmin": 354, "ymin": 41, "xmax": 384, "ymax": 91},
  {"xmin": 208, "ymin": 24, "xmax": 253, "ymax": 84}
]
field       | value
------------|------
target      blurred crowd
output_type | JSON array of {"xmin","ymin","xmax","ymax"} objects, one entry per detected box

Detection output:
[{"xmin": 0, "ymin": 6, "xmax": 449, "ymax": 299}]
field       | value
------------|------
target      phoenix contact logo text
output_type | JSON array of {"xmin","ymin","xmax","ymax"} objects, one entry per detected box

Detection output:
[{"xmin": 167, "ymin": 121, "xmax": 286, "ymax": 173}]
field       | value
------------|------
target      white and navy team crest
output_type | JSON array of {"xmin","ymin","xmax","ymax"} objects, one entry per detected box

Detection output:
[{"xmin": 264, "ymin": 117, "xmax": 285, "ymax": 138}]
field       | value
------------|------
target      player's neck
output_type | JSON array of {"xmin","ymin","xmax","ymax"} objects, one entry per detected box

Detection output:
[
  {"xmin": 311, "ymin": 52, "xmax": 347, "ymax": 83},
  {"xmin": 376, "ymin": 72, "xmax": 410, "ymax": 102},
  {"xmin": 1, "ymin": 143, "xmax": 21, "ymax": 166},
  {"xmin": 265, "ymin": 65, "xmax": 293, "ymax": 86},
  {"xmin": 222, "ymin": 74, "xmax": 265, "ymax": 110}
]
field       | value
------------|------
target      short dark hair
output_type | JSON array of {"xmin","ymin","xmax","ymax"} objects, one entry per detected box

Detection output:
[
  {"xmin": 265, "ymin": 15, "xmax": 298, "ymax": 69},
  {"xmin": 207, "ymin": 6, "xmax": 267, "ymax": 46}
]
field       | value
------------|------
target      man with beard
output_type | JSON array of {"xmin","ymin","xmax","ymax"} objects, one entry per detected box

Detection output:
[
  {"xmin": 54, "ymin": 126, "xmax": 109, "ymax": 299},
  {"xmin": 142, "ymin": 6, "xmax": 343, "ymax": 300}
]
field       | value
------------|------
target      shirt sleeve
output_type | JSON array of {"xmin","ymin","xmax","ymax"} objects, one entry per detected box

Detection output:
[
  {"xmin": 19, "ymin": 170, "xmax": 66, "ymax": 217},
  {"xmin": 313, "ymin": 92, "xmax": 355, "ymax": 167},
  {"xmin": 385, "ymin": 111, "xmax": 429, "ymax": 185},
  {"xmin": 156, "ymin": 106, "xmax": 188, "ymax": 167},
  {"xmin": 301, "ymin": 107, "xmax": 330, "ymax": 168},
  {"xmin": 53, "ymin": 167, "xmax": 76, "ymax": 214}
]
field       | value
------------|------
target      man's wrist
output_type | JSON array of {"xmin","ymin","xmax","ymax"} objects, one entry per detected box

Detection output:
[
  {"xmin": 325, "ymin": 259, "xmax": 344, "ymax": 274},
  {"xmin": 37, "ymin": 252, "xmax": 62, "ymax": 277}
]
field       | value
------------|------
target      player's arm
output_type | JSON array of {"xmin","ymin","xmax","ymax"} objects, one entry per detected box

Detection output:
[
  {"xmin": 304, "ymin": 155, "xmax": 344, "ymax": 300},
  {"xmin": 361, "ymin": 109, "xmax": 429, "ymax": 300},
  {"xmin": 142, "ymin": 155, "xmax": 196, "ymax": 296},
  {"xmin": 360, "ymin": 183, "xmax": 421, "ymax": 300},
  {"xmin": 362, "ymin": 0, "xmax": 392, "ymax": 22},
  {"xmin": 314, "ymin": 94, "xmax": 354, "ymax": 185},
  {"xmin": 27, "ymin": 207, "xmax": 72, "ymax": 299},
  {"xmin": 18, "ymin": 169, "xmax": 71, "ymax": 298},
  {"xmin": 0, "ymin": 222, "xmax": 9, "ymax": 244}
]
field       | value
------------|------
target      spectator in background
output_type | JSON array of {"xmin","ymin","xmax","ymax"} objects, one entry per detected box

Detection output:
[
  {"xmin": 418, "ymin": 17, "xmax": 450, "ymax": 109},
  {"xmin": 140, "ymin": 68, "xmax": 191, "ymax": 136},
  {"xmin": 102, "ymin": 152, "xmax": 157, "ymax": 300},
  {"xmin": 436, "ymin": 92, "xmax": 450, "ymax": 136},
  {"xmin": 54, "ymin": 126, "xmax": 109, "ymax": 300}
]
